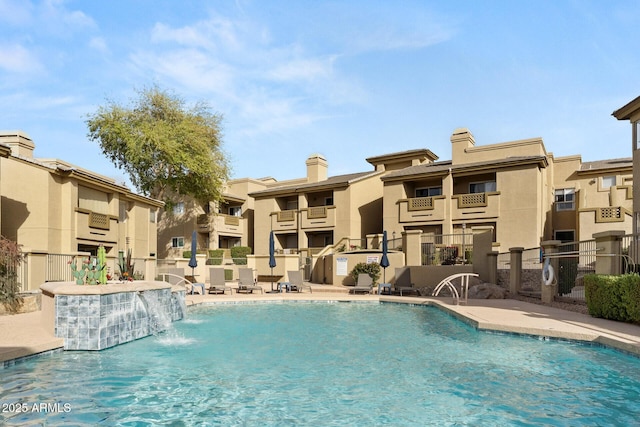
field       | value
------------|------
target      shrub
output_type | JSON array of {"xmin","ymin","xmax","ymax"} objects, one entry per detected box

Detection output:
[
  {"xmin": 349, "ymin": 262, "xmax": 381, "ymax": 285},
  {"xmin": 585, "ymin": 274, "xmax": 640, "ymax": 324},
  {"xmin": 231, "ymin": 246, "xmax": 252, "ymax": 265},
  {"xmin": 0, "ymin": 236, "xmax": 24, "ymax": 313},
  {"xmin": 207, "ymin": 249, "xmax": 225, "ymax": 265}
]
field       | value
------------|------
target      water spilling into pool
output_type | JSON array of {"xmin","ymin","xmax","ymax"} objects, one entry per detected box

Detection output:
[{"xmin": 2, "ymin": 302, "xmax": 640, "ymax": 425}]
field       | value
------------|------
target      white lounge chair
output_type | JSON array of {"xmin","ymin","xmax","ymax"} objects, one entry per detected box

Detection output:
[
  {"xmin": 287, "ymin": 270, "xmax": 312, "ymax": 293},
  {"xmin": 208, "ymin": 268, "xmax": 233, "ymax": 295},
  {"xmin": 350, "ymin": 274, "xmax": 373, "ymax": 294},
  {"xmin": 237, "ymin": 268, "xmax": 263, "ymax": 294}
]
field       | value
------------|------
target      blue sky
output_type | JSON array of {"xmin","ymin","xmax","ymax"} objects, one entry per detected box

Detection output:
[{"xmin": 1, "ymin": 0, "xmax": 638, "ymax": 188}]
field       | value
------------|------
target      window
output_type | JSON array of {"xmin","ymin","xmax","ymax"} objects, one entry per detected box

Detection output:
[
  {"xmin": 171, "ymin": 237, "xmax": 184, "ymax": 248},
  {"xmin": 554, "ymin": 230, "xmax": 575, "ymax": 243},
  {"xmin": 469, "ymin": 181, "xmax": 496, "ymax": 193},
  {"xmin": 415, "ymin": 187, "xmax": 442, "ymax": 197},
  {"xmin": 173, "ymin": 202, "xmax": 184, "ymax": 215},
  {"xmin": 635, "ymin": 121, "xmax": 640, "ymax": 151},
  {"xmin": 149, "ymin": 209, "xmax": 156, "ymax": 223},
  {"xmin": 555, "ymin": 188, "xmax": 575, "ymax": 211},
  {"xmin": 602, "ymin": 175, "xmax": 616, "ymax": 189},
  {"xmin": 229, "ymin": 206, "xmax": 242, "ymax": 217},
  {"xmin": 324, "ymin": 197, "xmax": 333, "ymax": 206}
]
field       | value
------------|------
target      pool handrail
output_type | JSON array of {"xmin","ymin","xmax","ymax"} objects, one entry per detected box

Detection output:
[{"xmin": 432, "ymin": 273, "xmax": 479, "ymax": 305}]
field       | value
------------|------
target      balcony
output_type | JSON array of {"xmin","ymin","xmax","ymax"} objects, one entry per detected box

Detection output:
[
  {"xmin": 75, "ymin": 209, "xmax": 118, "ymax": 242},
  {"xmin": 197, "ymin": 213, "xmax": 244, "ymax": 235},
  {"xmin": 271, "ymin": 209, "xmax": 298, "ymax": 231},
  {"xmin": 451, "ymin": 192, "xmax": 500, "ymax": 221},
  {"xmin": 398, "ymin": 196, "xmax": 446, "ymax": 223},
  {"xmin": 301, "ymin": 206, "xmax": 336, "ymax": 229},
  {"xmin": 596, "ymin": 206, "xmax": 626, "ymax": 223}
]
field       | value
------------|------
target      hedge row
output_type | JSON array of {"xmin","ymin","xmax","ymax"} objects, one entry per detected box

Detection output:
[{"xmin": 584, "ymin": 274, "xmax": 640, "ymax": 324}]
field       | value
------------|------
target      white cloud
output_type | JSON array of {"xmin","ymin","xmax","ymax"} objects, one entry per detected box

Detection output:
[
  {"xmin": 0, "ymin": 0, "xmax": 33, "ymax": 25},
  {"xmin": 88, "ymin": 37, "xmax": 109, "ymax": 54},
  {"xmin": 0, "ymin": 43, "xmax": 43, "ymax": 73}
]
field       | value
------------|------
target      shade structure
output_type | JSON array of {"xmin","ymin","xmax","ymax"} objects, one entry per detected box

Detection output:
[
  {"xmin": 269, "ymin": 231, "xmax": 276, "ymax": 289},
  {"xmin": 188, "ymin": 230, "xmax": 198, "ymax": 276},
  {"xmin": 380, "ymin": 230, "xmax": 390, "ymax": 283}
]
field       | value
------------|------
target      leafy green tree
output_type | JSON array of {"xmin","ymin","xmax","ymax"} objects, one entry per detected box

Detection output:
[{"xmin": 86, "ymin": 85, "xmax": 229, "ymax": 207}]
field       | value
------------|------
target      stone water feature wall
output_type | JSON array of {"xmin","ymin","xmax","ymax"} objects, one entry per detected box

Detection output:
[{"xmin": 41, "ymin": 282, "xmax": 186, "ymax": 351}]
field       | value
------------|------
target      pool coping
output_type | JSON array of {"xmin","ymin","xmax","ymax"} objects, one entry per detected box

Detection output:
[{"xmin": 3, "ymin": 293, "xmax": 640, "ymax": 367}]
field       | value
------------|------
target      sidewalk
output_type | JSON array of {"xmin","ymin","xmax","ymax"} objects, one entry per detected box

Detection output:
[{"xmin": 2, "ymin": 289, "xmax": 640, "ymax": 365}]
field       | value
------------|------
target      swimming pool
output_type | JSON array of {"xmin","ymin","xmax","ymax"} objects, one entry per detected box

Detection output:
[{"xmin": 2, "ymin": 302, "xmax": 640, "ymax": 426}]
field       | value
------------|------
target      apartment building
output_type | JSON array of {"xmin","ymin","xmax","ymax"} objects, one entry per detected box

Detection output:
[
  {"xmin": 382, "ymin": 128, "xmax": 632, "ymax": 252},
  {"xmin": 0, "ymin": 131, "xmax": 163, "ymax": 290},
  {"xmin": 613, "ymin": 95, "xmax": 640, "ymax": 236},
  {"xmin": 249, "ymin": 154, "xmax": 386, "ymax": 258}
]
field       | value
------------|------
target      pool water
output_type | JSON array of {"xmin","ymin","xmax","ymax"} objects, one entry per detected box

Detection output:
[{"xmin": 2, "ymin": 302, "xmax": 640, "ymax": 426}]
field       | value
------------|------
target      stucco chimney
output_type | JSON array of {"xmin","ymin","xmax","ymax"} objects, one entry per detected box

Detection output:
[
  {"xmin": 306, "ymin": 153, "xmax": 328, "ymax": 183},
  {"xmin": 0, "ymin": 131, "xmax": 35, "ymax": 158},
  {"xmin": 451, "ymin": 128, "xmax": 475, "ymax": 164}
]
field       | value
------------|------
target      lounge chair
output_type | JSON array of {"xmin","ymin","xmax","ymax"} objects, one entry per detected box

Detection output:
[
  {"xmin": 237, "ymin": 268, "xmax": 263, "ymax": 294},
  {"xmin": 287, "ymin": 270, "xmax": 312, "ymax": 293},
  {"xmin": 158, "ymin": 268, "xmax": 204, "ymax": 294},
  {"xmin": 392, "ymin": 267, "xmax": 420, "ymax": 296},
  {"xmin": 349, "ymin": 273, "xmax": 373, "ymax": 294},
  {"xmin": 208, "ymin": 268, "xmax": 233, "ymax": 295}
]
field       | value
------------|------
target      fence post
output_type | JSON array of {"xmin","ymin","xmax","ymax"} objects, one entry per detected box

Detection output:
[
  {"xmin": 509, "ymin": 247, "xmax": 524, "ymax": 295},
  {"xmin": 541, "ymin": 240, "xmax": 560, "ymax": 303},
  {"xmin": 593, "ymin": 230, "xmax": 625, "ymax": 275},
  {"xmin": 403, "ymin": 230, "xmax": 422, "ymax": 266}
]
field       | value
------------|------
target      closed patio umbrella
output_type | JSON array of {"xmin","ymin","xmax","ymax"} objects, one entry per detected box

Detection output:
[
  {"xmin": 269, "ymin": 230, "xmax": 276, "ymax": 290},
  {"xmin": 380, "ymin": 230, "xmax": 390, "ymax": 283},
  {"xmin": 188, "ymin": 230, "xmax": 198, "ymax": 276}
]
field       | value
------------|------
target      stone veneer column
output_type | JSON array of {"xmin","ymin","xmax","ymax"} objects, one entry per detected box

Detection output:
[
  {"xmin": 403, "ymin": 230, "xmax": 422, "ymax": 266},
  {"xmin": 509, "ymin": 247, "xmax": 524, "ymax": 295},
  {"xmin": 487, "ymin": 251, "xmax": 499, "ymax": 285},
  {"xmin": 593, "ymin": 230, "xmax": 625, "ymax": 275},
  {"xmin": 540, "ymin": 240, "xmax": 561, "ymax": 304}
]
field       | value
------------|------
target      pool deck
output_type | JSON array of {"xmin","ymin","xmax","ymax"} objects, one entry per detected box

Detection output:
[{"xmin": 3, "ymin": 283, "xmax": 640, "ymax": 364}]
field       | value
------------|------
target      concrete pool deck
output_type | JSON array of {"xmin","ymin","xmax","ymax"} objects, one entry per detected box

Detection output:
[{"xmin": 3, "ymin": 282, "xmax": 640, "ymax": 364}]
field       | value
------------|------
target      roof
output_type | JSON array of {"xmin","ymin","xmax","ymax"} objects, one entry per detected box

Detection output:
[
  {"xmin": 249, "ymin": 170, "xmax": 381, "ymax": 197},
  {"xmin": 365, "ymin": 148, "xmax": 439, "ymax": 165},
  {"xmin": 579, "ymin": 158, "xmax": 632, "ymax": 173},
  {"xmin": 382, "ymin": 156, "xmax": 548, "ymax": 181},
  {"xmin": 612, "ymin": 95, "xmax": 640, "ymax": 120}
]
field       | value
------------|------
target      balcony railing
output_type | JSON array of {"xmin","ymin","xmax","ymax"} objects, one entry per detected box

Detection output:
[
  {"xmin": 89, "ymin": 212, "xmax": 110, "ymax": 230},
  {"xmin": 596, "ymin": 206, "xmax": 624, "ymax": 223},
  {"xmin": 308, "ymin": 206, "xmax": 328, "ymax": 219},
  {"xmin": 398, "ymin": 196, "xmax": 446, "ymax": 223},
  {"xmin": 457, "ymin": 192, "xmax": 487, "ymax": 208},
  {"xmin": 301, "ymin": 206, "xmax": 336, "ymax": 229},
  {"xmin": 408, "ymin": 197, "xmax": 434, "ymax": 211},
  {"xmin": 277, "ymin": 210, "xmax": 296, "ymax": 221}
]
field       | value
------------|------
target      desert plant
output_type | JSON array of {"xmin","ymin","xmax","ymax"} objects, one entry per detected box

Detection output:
[
  {"xmin": 118, "ymin": 249, "xmax": 135, "ymax": 281},
  {"xmin": 349, "ymin": 262, "xmax": 381, "ymax": 285},
  {"xmin": 0, "ymin": 236, "xmax": 24, "ymax": 313}
]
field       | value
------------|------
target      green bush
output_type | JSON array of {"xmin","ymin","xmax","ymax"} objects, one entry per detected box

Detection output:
[
  {"xmin": 349, "ymin": 262, "xmax": 381, "ymax": 285},
  {"xmin": 585, "ymin": 274, "xmax": 640, "ymax": 324},
  {"xmin": 231, "ymin": 246, "xmax": 252, "ymax": 265},
  {"xmin": 207, "ymin": 249, "xmax": 225, "ymax": 265}
]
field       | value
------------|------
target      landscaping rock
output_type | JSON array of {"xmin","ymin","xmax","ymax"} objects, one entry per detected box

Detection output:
[{"xmin": 468, "ymin": 283, "xmax": 508, "ymax": 299}]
